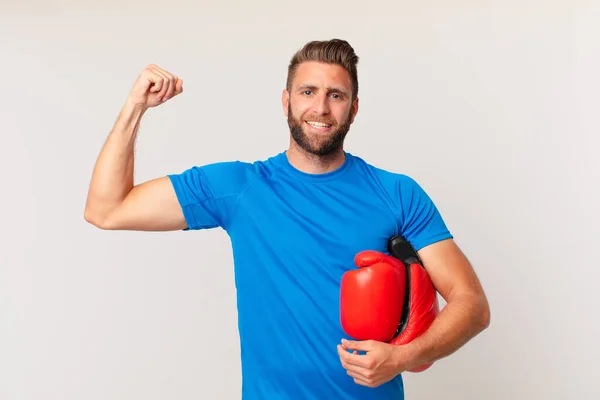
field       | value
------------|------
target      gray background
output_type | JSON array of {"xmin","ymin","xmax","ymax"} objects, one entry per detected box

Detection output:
[{"xmin": 1, "ymin": 1, "xmax": 598, "ymax": 399}]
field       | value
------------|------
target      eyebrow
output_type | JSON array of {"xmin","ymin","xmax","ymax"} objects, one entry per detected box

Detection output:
[{"xmin": 296, "ymin": 84, "xmax": 350, "ymax": 97}]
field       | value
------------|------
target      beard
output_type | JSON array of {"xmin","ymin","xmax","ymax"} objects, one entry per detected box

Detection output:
[{"xmin": 287, "ymin": 103, "xmax": 352, "ymax": 157}]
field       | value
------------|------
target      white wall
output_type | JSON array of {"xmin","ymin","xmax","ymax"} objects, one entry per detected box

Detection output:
[{"xmin": 1, "ymin": 1, "xmax": 598, "ymax": 399}]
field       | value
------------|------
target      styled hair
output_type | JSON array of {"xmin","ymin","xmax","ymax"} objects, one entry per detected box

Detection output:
[{"xmin": 286, "ymin": 39, "xmax": 359, "ymax": 100}]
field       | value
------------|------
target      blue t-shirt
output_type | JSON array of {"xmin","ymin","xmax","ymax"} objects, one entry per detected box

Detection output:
[{"xmin": 168, "ymin": 151, "xmax": 453, "ymax": 400}]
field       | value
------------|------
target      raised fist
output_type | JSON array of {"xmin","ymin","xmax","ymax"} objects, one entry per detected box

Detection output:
[{"xmin": 127, "ymin": 64, "xmax": 184, "ymax": 109}]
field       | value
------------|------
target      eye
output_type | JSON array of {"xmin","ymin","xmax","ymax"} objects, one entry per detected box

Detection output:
[{"xmin": 303, "ymin": 90, "xmax": 313, "ymax": 95}]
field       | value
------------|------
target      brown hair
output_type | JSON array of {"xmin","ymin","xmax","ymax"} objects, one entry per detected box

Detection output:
[{"xmin": 286, "ymin": 39, "xmax": 359, "ymax": 100}]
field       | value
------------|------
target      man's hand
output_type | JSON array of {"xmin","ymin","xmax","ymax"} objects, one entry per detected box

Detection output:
[
  {"xmin": 337, "ymin": 338, "xmax": 408, "ymax": 388},
  {"xmin": 127, "ymin": 64, "xmax": 184, "ymax": 109}
]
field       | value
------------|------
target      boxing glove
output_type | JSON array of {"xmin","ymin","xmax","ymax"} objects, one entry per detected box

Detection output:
[
  {"xmin": 340, "ymin": 235, "xmax": 439, "ymax": 373},
  {"xmin": 340, "ymin": 250, "xmax": 407, "ymax": 342},
  {"xmin": 387, "ymin": 235, "xmax": 440, "ymax": 372}
]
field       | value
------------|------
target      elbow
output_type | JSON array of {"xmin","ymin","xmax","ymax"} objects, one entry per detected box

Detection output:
[
  {"xmin": 84, "ymin": 208, "xmax": 111, "ymax": 230},
  {"xmin": 457, "ymin": 290, "xmax": 491, "ymax": 333},
  {"xmin": 477, "ymin": 296, "xmax": 491, "ymax": 332},
  {"xmin": 84, "ymin": 207, "xmax": 97, "ymax": 225},
  {"xmin": 84, "ymin": 210, "xmax": 103, "ymax": 229},
  {"xmin": 451, "ymin": 289, "xmax": 491, "ymax": 333}
]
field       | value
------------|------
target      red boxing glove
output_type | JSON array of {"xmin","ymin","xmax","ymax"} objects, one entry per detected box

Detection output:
[
  {"xmin": 339, "ymin": 236, "xmax": 440, "ymax": 373},
  {"xmin": 340, "ymin": 251, "xmax": 407, "ymax": 342}
]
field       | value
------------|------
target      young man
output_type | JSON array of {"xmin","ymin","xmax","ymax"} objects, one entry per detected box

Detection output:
[{"xmin": 84, "ymin": 39, "xmax": 490, "ymax": 399}]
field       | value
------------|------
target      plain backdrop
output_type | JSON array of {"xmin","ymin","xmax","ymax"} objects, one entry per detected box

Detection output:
[{"xmin": 1, "ymin": 1, "xmax": 598, "ymax": 399}]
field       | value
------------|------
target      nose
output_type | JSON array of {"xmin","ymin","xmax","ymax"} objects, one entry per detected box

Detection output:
[{"xmin": 312, "ymin": 93, "xmax": 330, "ymax": 115}]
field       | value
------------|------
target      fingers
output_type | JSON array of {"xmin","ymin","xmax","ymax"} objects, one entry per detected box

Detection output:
[
  {"xmin": 348, "ymin": 373, "xmax": 375, "ymax": 388},
  {"xmin": 342, "ymin": 338, "xmax": 374, "ymax": 352},
  {"xmin": 338, "ymin": 345, "xmax": 380, "ymax": 387},
  {"xmin": 143, "ymin": 64, "xmax": 184, "ymax": 103},
  {"xmin": 337, "ymin": 344, "xmax": 375, "ymax": 369},
  {"xmin": 149, "ymin": 65, "xmax": 182, "ymax": 102}
]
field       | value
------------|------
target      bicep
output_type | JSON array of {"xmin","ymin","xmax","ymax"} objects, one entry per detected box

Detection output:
[
  {"xmin": 103, "ymin": 176, "xmax": 187, "ymax": 231},
  {"xmin": 417, "ymin": 238, "xmax": 485, "ymax": 302}
]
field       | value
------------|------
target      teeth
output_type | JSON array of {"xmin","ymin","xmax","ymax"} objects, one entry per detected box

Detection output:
[{"xmin": 307, "ymin": 121, "xmax": 331, "ymax": 128}]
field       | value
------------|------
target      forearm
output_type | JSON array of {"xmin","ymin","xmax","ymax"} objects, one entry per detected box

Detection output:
[
  {"xmin": 401, "ymin": 292, "xmax": 490, "ymax": 371},
  {"xmin": 84, "ymin": 101, "xmax": 146, "ymax": 223}
]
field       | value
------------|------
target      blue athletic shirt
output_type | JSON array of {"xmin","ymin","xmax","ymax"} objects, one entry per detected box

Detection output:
[{"xmin": 168, "ymin": 150, "xmax": 453, "ymax": 399}]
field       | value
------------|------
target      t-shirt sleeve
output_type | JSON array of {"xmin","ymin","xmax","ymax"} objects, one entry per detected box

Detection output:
[
  {"xmin": 167, "ymin": 161, "xmax": 251, "ymax": 231},
  {"xmin": 397, "ymin": 176, "xmax": 453, "ymax": 251}
]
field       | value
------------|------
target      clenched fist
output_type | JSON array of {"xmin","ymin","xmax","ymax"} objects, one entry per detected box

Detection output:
[{"xmin": 127, "ymin": 64, "xmax": 184, "ymax": 109}]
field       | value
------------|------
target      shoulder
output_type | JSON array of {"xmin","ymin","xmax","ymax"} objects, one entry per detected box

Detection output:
[
  {"xmin": 349, "ymin": 153, "xmax": 451, "ymax": 248},
  {"xmin": 348, "ymin": 153, "xmax": 424, "ymax": 194},
  {"xmin": 169, "ymin": 152, "xmax": 286, "ymax": 198}
]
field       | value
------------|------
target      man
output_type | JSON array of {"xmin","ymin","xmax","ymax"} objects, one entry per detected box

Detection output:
[{"xmin": 84, "ymin": 39, "xmax": 490, "ymax": 399}]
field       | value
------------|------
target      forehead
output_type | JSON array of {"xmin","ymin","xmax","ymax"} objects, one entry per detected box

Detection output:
[{"xmin": 291, "ymin": 61, "xmax": 352, "ymax": 91}]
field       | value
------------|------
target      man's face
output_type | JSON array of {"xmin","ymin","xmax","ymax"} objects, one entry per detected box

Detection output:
[{"xmin": 283, "ymin": 61, "xmax": 359, "ymax": 156}]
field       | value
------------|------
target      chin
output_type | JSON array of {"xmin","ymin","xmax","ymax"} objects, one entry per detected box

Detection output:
[
  {"xmin": 294, "ymin": 132, "xmax": 345, "ymax": 156},
  {"xmin": 288, "ymin": 114, "xmax": 350, "ymax": 157}
]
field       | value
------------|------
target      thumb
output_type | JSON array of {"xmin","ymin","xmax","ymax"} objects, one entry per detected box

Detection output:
[
  {"xmin": 354, "ymin": 250, "xmax": 387, "ymax": 267},
  {"xmin": 342, "ymin": 338, "xmax": 374, "ymax": 352}
]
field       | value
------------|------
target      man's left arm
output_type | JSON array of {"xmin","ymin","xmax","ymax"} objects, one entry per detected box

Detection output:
[
  {"xmin": 338, "ymin": 238, "xmax": 490, "ymax": 386},
  {"xmin": 397, "ymin": 237, "xmax": 491, "ymax": 371}
]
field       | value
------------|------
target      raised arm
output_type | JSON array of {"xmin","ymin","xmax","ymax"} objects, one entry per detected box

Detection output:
[{"xmin": 84, "ymin": 65, "xmax": 186, "ymax": 231}]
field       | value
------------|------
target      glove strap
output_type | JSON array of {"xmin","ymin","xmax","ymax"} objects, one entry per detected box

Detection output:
[{"xmin": 388, "ymin": 235, "xmax": 420, "ymax": 338}]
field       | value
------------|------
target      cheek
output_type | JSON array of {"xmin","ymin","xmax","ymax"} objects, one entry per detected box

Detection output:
[
  {"xmin": 291, "ymin": 96, "xmax": 313, "ymax": 112},
  {"xmin": 291, "ymin": 104, "xmax": 309, "ymax": 120},
  {"xmin": 334, "ymin": 105, "xmax": 352, "ymax": 121}
]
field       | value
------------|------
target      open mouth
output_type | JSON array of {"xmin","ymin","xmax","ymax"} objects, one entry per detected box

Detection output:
[{"xmin": 305, "ymin": 120, "xmax": 333, "ymax": 131}]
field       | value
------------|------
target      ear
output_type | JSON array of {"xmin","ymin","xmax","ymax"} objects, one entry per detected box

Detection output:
[
  {"xmin": 282, "ymin": 89, "xmax": 290, "ymax": 117},
  {"xmin": 350, "ymin": 96, "xmax": 359, "ymax": 123}
]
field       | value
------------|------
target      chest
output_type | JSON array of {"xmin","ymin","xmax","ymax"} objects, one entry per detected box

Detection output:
[{"xmin": 231, "ymin": 178, "xmax": 401, "ymax": 271}]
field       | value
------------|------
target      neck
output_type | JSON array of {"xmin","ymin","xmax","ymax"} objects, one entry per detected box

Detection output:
[{"xmin": 286, "ymin": 141, "xmax": 346, "ymax": 174}]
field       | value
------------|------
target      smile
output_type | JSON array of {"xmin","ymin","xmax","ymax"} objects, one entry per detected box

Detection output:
[{"xmin": 306, "ymin": 121, "xmax": 332, "ymax": 129}]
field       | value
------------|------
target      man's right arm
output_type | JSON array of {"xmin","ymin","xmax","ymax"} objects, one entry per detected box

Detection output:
[{"xmin": 84, "ymin": 65, "xmax": 186, "ymax": 231}]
